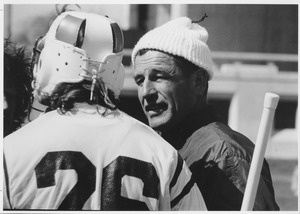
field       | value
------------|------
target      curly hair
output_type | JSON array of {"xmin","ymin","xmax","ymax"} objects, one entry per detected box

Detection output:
[
  {"xmin": 39, "ymin": 79, "xmax": 119, "ymax": 115},
  {"xmin": 4, "ymin": 38, "xmax": 33, "ymax": 134}
]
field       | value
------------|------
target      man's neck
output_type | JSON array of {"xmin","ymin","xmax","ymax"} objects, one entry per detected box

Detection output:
[{"xmin": 159, "ymin": 105, "xmax": 216, "ymax": 150}]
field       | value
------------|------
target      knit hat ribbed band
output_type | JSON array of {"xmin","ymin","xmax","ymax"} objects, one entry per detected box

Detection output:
[{"xmin": 131, "ymin": 17, "xmax": 214, "ymax": 80}]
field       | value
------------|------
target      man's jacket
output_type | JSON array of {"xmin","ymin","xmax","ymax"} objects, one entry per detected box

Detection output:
[{"xmin": 179, "ymin": 122, "xmax": 279, "ymax": 211}]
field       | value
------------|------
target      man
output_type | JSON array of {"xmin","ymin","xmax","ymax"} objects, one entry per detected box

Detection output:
[
  {"xmin": 4, "ymin": 38, "xmax": 33, "ymax": 137},
  {"xmin": 3, "ymin": 12, "xmax": 206, "ymax": 211},
  {"xmin": 131, "ymin": 16, "xmax": 279, "ymax": 210}
]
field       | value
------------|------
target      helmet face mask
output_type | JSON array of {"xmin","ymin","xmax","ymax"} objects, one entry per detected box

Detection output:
[{"xmin": 32, "ymin": 11, "xmax": 125, "ymax": 100}]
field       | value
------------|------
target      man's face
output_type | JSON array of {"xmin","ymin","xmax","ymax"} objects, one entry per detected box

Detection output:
[{"xmin": 134, "ymin": 50, "xmax": 197, "ymax": 132}]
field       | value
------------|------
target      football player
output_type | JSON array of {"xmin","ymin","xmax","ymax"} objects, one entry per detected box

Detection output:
[{"xmin": 3, "ymin": 11, "xmax": 206, "ymax": 211}]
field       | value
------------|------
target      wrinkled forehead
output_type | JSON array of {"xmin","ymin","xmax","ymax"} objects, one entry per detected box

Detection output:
[{"xmin": 134, "ymin": 50, "xmax": 177, "ymax": 74}]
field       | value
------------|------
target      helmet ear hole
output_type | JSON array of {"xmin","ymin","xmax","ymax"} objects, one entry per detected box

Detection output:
[
  {"xmin": 75, "ymin": 19, "xmax": 86, "ymax": 48},
  {"xmin": 56, "ymin": 15, "xmax": 86, "ymax": 48},
  {"xmin": 110, "ymin": 23, "xmax": 124, "ymax": 53}
]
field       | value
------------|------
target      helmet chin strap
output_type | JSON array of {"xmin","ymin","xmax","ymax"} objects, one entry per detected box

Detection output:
[{"xmin": 90, "ymin": 69, "xmax": 97, "ymax": 101}]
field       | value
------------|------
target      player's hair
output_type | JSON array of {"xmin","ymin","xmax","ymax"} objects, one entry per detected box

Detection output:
[
  {"xmin": 4, "ymin": 38, "xmax": 33, "ymax": 131},
  {"xmin": 42, "ymin": 79, "xmax": 119, "ymax": 115}
]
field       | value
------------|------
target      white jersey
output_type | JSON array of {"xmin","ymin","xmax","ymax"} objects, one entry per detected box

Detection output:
[{"xmin": 4, "ymin": 103, "xmax": 206, "ymax": 211}]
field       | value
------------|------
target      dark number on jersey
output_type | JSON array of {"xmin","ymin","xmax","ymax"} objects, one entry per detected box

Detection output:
[{"xmin": 35, "ymin": 151, "xmax": 159, "ymax": 210}]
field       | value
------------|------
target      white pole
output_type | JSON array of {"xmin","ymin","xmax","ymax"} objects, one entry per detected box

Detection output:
[
  {"xmin": 170, "ymin": 4, "xmax": 188, "ymax": 19},
  {"xmin": 241, "ymin": 93, "xmax": 280, "ymax": 211}
]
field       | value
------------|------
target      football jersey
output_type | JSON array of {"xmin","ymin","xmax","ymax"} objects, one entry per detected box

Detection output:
[{"xmin": 3, "ymin": 103, "xmax": 206, "ymax": 211}]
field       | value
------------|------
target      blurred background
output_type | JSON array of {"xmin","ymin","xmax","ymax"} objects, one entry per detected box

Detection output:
[{"xmin": 3, "ymin": 4, "xmax": 298, "ymax": 211}]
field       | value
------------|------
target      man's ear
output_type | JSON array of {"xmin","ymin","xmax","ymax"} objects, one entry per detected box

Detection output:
[{"xmin": 193, "ymin": 71, "xmax": 207, "ymax": 96}]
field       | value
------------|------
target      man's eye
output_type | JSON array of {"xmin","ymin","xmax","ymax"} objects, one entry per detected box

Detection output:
[
  {"xmin": 134, "ymin": 77, "xmax": 144, "ymax": 86},
  {"xmin": 150, "ymin": 74, "xmax": 167, "ymax": 82}
]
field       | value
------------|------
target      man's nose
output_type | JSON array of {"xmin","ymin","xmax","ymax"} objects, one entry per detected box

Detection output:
[{"xmin": 141, "ymin": 79, "xmax": 156, "ymax": 100}]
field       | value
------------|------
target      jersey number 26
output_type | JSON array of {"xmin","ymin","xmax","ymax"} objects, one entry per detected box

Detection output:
[{"xmin": 35, "ymin": 151, "xmax": 159, "ymax": 210}]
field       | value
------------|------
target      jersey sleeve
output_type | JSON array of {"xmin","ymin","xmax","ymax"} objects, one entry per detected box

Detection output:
[
  {"xmin": 169, "ymin": 155, "xmax": 207, "ymax": 211},
  {"xmin": 3, "ymin": 155, "xmax": 12, "ymax": 210}
]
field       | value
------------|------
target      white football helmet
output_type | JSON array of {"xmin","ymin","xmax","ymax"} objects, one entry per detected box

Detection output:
[{"xmin": 32, "ymin": 11, "xmax": 125, "ymax": 99}]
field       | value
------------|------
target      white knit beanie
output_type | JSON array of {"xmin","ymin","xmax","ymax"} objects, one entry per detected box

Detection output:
[{"xmin": 131, "ymin": 17, "xmax": 214, "ymax": 80}]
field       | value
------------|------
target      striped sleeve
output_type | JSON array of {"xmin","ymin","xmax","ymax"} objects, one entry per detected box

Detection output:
[
  {"xmin": 3, "ymin": 154, "xmax": 12, "ymax": 209},
  {"xmin": 170, "ymin": 154, "xmax": 183, "ymax": 190},
  {"xmin": 169, "ymin": 154, "xmax": 207, "ymax": 210}
]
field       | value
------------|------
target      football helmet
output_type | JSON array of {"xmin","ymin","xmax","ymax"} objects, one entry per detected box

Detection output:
[{"xmin": 32, "ymin": 11, "xmax": 125, "ymax": 99}]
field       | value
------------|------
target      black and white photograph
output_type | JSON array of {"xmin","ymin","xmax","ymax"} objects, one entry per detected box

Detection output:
[{"xmin": 1, "ymin": 1, "xmax": 299, "ymax": 212}]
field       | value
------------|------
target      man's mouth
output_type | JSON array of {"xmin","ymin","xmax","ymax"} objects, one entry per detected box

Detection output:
[{"xmin": 145, "ymin": 103, "xmax": 167, "ymax": 116}]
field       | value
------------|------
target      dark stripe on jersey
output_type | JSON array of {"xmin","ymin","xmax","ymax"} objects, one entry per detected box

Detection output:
[
  {"xmin": 3, "ymin": 154, "xmax": 13, "ymax": 209},
  {"xmin": 171, "ymin": 177, "xmax": 195, "ymax": 208},
  {"xmin": 170, "ymin": 155, "xmax": 183, "ymax": 189}
]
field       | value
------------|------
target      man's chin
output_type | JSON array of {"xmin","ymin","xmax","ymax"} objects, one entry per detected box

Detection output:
[{"xmin": 148, "ymin": 117, "xmax": 171, "ymax": 132}]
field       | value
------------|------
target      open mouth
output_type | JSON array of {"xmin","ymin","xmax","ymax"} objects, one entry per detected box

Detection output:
[{"xmin": 145, "ymin": 103, "xmax": 168, "ymax": 116}]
